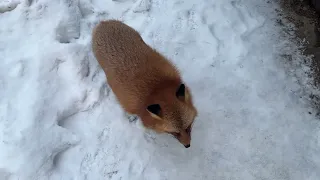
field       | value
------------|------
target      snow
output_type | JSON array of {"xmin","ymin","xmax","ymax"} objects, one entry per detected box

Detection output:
[{"xmin": 0, "ymin": 0, "xmax": 320, "ymax": 179}]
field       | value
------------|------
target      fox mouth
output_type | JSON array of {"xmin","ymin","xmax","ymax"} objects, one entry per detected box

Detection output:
[{"xmin": 168, "ymin": 134, "xmax": 190, "ymax": 148}]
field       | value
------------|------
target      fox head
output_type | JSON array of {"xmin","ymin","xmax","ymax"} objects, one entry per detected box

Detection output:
[{"xmin": 142, "ymin": 83, "xmax": 198, "ymax": 148}]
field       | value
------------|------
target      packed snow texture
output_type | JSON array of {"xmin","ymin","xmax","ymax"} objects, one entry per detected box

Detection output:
[{"xmin": 0, "ymin": 0, "xmax": 320, "ymax": 179}]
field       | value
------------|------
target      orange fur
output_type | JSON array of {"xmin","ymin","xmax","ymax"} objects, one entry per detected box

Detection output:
[{"xmin": 92, "ymin": 20, "xmax": 197, "ymax": 148}]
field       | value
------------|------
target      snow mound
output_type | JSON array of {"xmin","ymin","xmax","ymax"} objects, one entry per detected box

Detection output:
[{"xmin": 0, "ymin": 0, "xmax": 20, "ymax": 13}]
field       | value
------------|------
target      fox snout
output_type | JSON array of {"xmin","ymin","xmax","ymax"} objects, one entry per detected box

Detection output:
[{"xmin": 176, "ymin": 131, "xmax": 191, "ymax": 148}]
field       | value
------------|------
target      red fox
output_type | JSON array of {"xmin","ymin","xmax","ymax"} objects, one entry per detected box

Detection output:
[{"xmin": 92, "ymin": 20, "xmax": 197, "ymax": 148}]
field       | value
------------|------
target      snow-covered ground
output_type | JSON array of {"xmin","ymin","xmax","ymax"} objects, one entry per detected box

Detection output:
[{"xmin": 1, "ymin": 0, "xmax": 320, "ymax": 179}]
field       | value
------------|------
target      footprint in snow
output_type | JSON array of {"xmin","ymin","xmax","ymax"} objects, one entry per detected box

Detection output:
[
  {"xmin": 132, "ymin": 0, "xmax": 151, "ymax": 13},
  {"xmin": 55, "ymin": 1, "xmax": 82, "ymax": 43}
]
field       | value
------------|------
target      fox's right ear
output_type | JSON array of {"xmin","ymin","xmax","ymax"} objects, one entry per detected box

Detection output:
[
  {"xmin": 176, "ymin": 83, "xmax": 190, "ymax": 101},
  {"xmin": 176, "ymin": 84, "xmax": 185, "ymax": 98},
  {"xmin": 147, "ymin": 104, "xmax": 162, "ymax": 120}
]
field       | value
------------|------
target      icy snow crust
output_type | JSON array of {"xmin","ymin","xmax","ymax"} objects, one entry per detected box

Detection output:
[{"xmin": 0, "ymin": 0, "xmax": 320, "ymax": 179}]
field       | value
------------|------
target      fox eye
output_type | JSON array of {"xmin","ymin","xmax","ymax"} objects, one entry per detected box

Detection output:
[
  {"xmin": 170, "ymin": 132, "xmax": 181, "ymax": 137},
  {"xmin": 186, "ymin": 124, "xmax": 192, "ymax": 134}
]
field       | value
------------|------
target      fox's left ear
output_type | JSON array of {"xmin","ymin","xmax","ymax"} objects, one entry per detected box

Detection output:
[
  {"xmin": 176, "ymin": 83, "xmax": 189, "ymax": 101},
  {"xmin": 147, "ymin": 104, "xmax": 162, "ymax": 120}
]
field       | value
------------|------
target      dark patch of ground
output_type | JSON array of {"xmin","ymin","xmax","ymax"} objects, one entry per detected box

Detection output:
[{"xmin": 279, "ymin": 0, "xmax": 320, "ymax": 116}]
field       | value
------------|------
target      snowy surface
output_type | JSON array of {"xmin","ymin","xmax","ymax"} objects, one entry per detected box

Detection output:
[{"xmin": 1, "ymin": 0, "xmax": 320, "ymax": 179}]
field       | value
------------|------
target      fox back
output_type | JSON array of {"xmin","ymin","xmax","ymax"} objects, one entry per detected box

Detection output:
[{"xmin": 92, "ymin": 20, "xmax": 197, "ymax": 148}]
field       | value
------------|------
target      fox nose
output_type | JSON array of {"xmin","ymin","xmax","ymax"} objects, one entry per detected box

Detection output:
[{"xmin": 184, "ymin": 144, "xmax": 190, "ymax": 148}]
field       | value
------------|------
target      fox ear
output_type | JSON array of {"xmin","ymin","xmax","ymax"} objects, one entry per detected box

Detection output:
[
  {"xmin": 176, "ymin": 83, "xmax": 190, "ymax": 101},
  {"xmin": 176, "ymin": 83, "xmax": 188, "ymax": 101},
  {"xmin": 147, "ymin": 104, "xmax": 162, "ymax": 119},
  {"xmin": 176, "ymin": 84, "xmax": 185, "ymax": 97}
]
